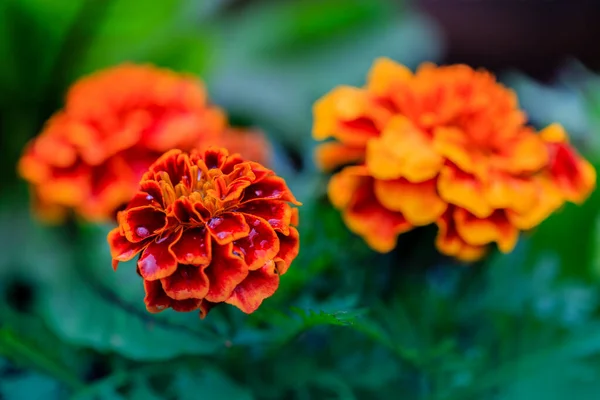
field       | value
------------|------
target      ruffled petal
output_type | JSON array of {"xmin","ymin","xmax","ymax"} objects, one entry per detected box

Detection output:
[
  {"xmin": 437, "ymin": 165, "xmax": 493, "ymax": 218},
  {"xmin": 171, "ymin": 227, "xmax": 212, "ymax": 265},
  {"xmin": 314, "ymin": 142, "xmax": 365, "ymax": 172},
  {"xmin": 225, "ymin": 261, "xmax": 280, "ymax": 314},
  {"xmin": 343, "ymin": 178, "xmax": 412, "ymax": 253},
  {"xmin": 238, "ymin": 201, "xmax": 292, "ymax": 234},
  {"xmin": 160, "ymin": 265, "xmax": 209, "ymax": 300},
  {"xmin": 138, "ymin": 228, "xmax": 182, "ymax": 281},
  {"xmin": 121, "ymin": 206, "xmax": 167, "ymax": 242},
  {"xmin": 143, "ymin": 279, "xmax": 172, "ymax": 313},
  {"xmin": 274, "ymin": 227, "xmax": 300, "ymax": 275},
  {"xmin": 233, "ymin": 215, "xmax": 279, "ymax": 270},
  {"xmin": 367, "ymin": 116, "xmax": 443, "ymax": 181},
  {"xmin": 204, "ymin": 243, "xmax": 249, "ymax": 303},
  {"xmin": 435, "ymin": 210, "xmax": 488, "ymax": 262},
  {"xmin": 107, "ymin": 228, "xmax": 149, "ymax": 270},
  {"xmin": 454, "ymin": 208, "xmax": 519, "ymax": 253},
  {"xmin": 206, "ymin": 212, "xmax": 251, "ymax": 245},
  {"xmin": 243, "ymin": 176, "xmax": 300, "ymax": 205},
  {"xmin": 374, "ymin": 178, "xmax": 447, "ymax": 226}
]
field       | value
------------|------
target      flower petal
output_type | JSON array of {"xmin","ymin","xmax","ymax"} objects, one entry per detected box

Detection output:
[
  {"xmin": 366, "ymin": 57, "xmax": 412, "ymax": 98},
  {"xmin": 314, "ymin": 142, "xmax": 365, "ymax": 172},
  {"xmin": 143, "ymin": 279, "xmax": 172, "ymax": 313},
  {"xmin": 243, "ymin": 176, "xmax": 300, "ymax": 204},
  {"xmin": 437, "ymin": 165, "xmax": 493, "ymax": 218},
  {"xmin": 171, "ymin": 227, "xmax": 212, "ymax": 265},
  {"xmin": 312, "ymin": 86, "xmax": 390, "ymax": 145},
  {"xmin": 206, "ymin": 212, "xmax": 251, "ymax": 245},
  {"xmin": 121, "ymin": 206, "xmax": 167, "ymax": 242},
  {"xmin": 138, "ymin": 229, "xmax": 182, "ymax": 281},
  {"xmin": 454, "ymin": 208, "xmax": 519, "ymax": 253},
  {"xmin": 507, "ymin": 175, "xmax": 565, "ymax": 230},
  {"xmin": 366, "ymin": 116, "xmax": 443, "ymax": 181},
  {"xmin": 171, "ymin": 298, "xmax": 203, "ymax": 312},
  {"xmin": 198, "ymin": 300, "xmax": 217, "ymax": 319},
  {"xmin": 374, "ymin": 178, "xmax": 447, "ymax": 226},
  {"xmin": 204, "ymin": 243, "xmax": 249, "ymax": 303},
  {"xmin": 435, "ymin": 210, "xmax": 488, "ymax": 262},
  {"xmin": 225, "ymin": 261, "xmax": 280, "ymax": 314},
  {"xmin": 343, "ymin": 178, "xmax": 412, "ymax": 253},
  {"xmin": 274, "ymin": 227, "xmax": 300, "ymax": 275},
  {"xmin": 233, "ymin": 215, "xmax": 279, "ymax": 270},
  {"xmin": 543, "ymin": 124, "xmax": 596, "ymax": 204},
  {"xmin": 238, "ymin": 201, "xmax": 292, "ymax": 234},
  {"xmin": 107, "ymin": 228, "xmax": 149, "ymax": 270},
  {"xmin": 328, "ymin": 166, "xmax": 370, "ymax": 209},
  {"xmin": 160, "ymin": 265, "xmax": 209, "ymax": 300}
]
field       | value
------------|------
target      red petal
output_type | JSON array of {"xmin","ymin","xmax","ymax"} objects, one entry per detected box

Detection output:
[
  {"xmin": 160, "ymin": 265, "xmax": 209, "ymax": 300},
  {"xmin": 243, "ymin": 176, "xmax": 299, "ymax": 204},
  {"xmin": 220, "ymin": 153, "xmax": 246, "ymax": 174},
  {"xmin": 239, "ymin": 200, "xmax": 292, "ymax": 234},
  {"xmin": 148, "ymin": 150, "xmax": 191, "ymax": 187},
  {"xmin": 233, "ymin": 215, "xmax": 279, "ymax": 270},
  {"xmin": 107, "ymin": 228, "xmax": 148, "ymax": 270},
  {"xmin": 225, "ymin": 261, "xmax": 280, "ymax": 314},
  {"xmin": 138, "ymin": 229, "xmax": 182, "ymax": 281},
  {"xmin": 172, "ymin": 227, "xmax": 212, "ymax": 265},
  {"xmin": 173, "ymin": 197, "xmax": 210, "ymax": 223},
  {"xmin": 204, "ymin": 243, "xmax": 249, "ymax": 302},
  {"xmin": 171, "ymin": 298, "xmax": 202, "ymax": 312},
  {"xmin": 206, "ymin": 212, "xmax": 250, "ymax": 245},
  {"xmin": 121, "ymin": 206, "xmax": 167, "ymax": 242},
  {"xmin": 198, "ymin": 300, "xmax": 217, "ymax": 319},
  {"xmin": 274, "ymin": 227, "xmax": 300, "ymax": 275},
  {"xmin": 143, "ymin": 279, "xmax": 172, "ymax": 313},
  {"xmin": 203, "ymin": 147, "xmax": 229, "ymax": 170},
  {"xmin": 140, "ymin": 180, "xmax": 165, "ymax": 207}
]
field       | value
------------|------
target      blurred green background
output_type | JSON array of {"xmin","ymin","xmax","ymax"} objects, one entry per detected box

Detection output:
[{"xmin": 2, "ymin": 0, "xmax": 600, "ymax": 399}]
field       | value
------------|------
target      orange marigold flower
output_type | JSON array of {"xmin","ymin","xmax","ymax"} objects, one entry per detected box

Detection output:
[
  {"xmin": 18, "ymin": 64, "xmax": 226, "ymax": 223},
  {"xmin": 313, "ymin": 58, "xmax": 596, "ymax": 261},
  {"xmin": 107, "ymin": 148, "xmax": 300, "ymax": 318}
]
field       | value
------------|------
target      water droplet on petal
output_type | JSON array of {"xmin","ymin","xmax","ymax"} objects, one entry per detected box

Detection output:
[
  {"xmin": 146, "ymin": 195, "xmax": 154, "ymax": 201},
  {"xmin": 253, "ymin": 219, "xmax": 260, "ymax": 227},
  {"xmin": 254, "ymin": 190, "xmax": 263, "ymax": 196},
  {"xmin": 136, "ymin": 226, "xmax": 150, "ymax": 238}
]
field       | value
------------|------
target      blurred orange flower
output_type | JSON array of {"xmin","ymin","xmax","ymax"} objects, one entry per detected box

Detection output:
[
  {"xmin": 314, "ymin": 58, "xmax": 595, "ymax": 261},
  {"xmin": 18, "ymin": 64, "xmax": 270, "ymax": 223},
  {"xmin": 107, "ymin": 148, "xmax": 300, "ymax": 318}
]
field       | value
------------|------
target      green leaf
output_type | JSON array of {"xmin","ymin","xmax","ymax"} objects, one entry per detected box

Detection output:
[
  {"xmin": 171, "ymin": 367, "xmax": 253, "ymax": 400},
  {"xmin": 39, "ymin": 223, "xmax": 227, "ymax": 361}
]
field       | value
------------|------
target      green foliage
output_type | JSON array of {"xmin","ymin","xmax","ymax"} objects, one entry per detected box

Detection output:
[{"xmin": 3, "ymin": 1, "xmax": 600, "ymax": 399}]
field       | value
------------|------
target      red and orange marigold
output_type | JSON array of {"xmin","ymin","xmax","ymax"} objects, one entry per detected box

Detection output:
[
  {"xmin": 107, "ymin": 148, "xmax": 300, "ymax": 317},
  {"xmin": 313, "ymin": 58, "xmax": 596, "ymax": 261},
  {"xmin": 17, "ymin": 64, "xmax": 266, "ymax": 223}
]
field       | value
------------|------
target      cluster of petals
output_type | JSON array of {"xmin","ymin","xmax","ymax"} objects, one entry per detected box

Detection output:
[
  {"xmin": 18, "ymin": 64, "xmax": 270, "ymax": 223},
  {"xmin": 107, "ymin": 148, "xmax": 300, "ymax": 317},
  {"xmin": 313, "ymin": 58, "xmax": 596, "ymax": 261}
]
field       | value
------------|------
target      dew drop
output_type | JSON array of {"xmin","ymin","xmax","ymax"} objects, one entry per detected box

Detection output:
[
  {"xmin": 259, "ymin": 240, "xmax": 268, "ymax": 248},
  {"xmin": 208, "ymin": 217, "xmax": 223, "ymax": 228},
  {"xmin": 254, "ymin": 190, "xmax": 263, "ymax": 196},
  {"xmin": 136, "ymin": 226, "xmax": 150, "ymax": 238},
  {"xmin": 217, "ymin": 232, "xmax": 228, "ymax": 240},
  {"xmin": 253, "ymin": 219, "xmax": 260, "ymax": 227},
  {"xmin": 232, "ymin": 250, "xmax": 243, "ymax": 258},
  {"xmin": 146, "ymin": 194, "xmax": 154, "ymax": 201}
]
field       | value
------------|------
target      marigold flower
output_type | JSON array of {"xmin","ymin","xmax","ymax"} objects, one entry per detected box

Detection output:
[
  {"xmin": 313, "ymin": 58, "xmax": 595, "ymax": 260},
  {"xmin": 107, "ymin": 148, "xmax": 300, "ymax": 317},
  {"xmin": 18, "ymin": 64, "xmax": 226, "ymax": 222}
]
